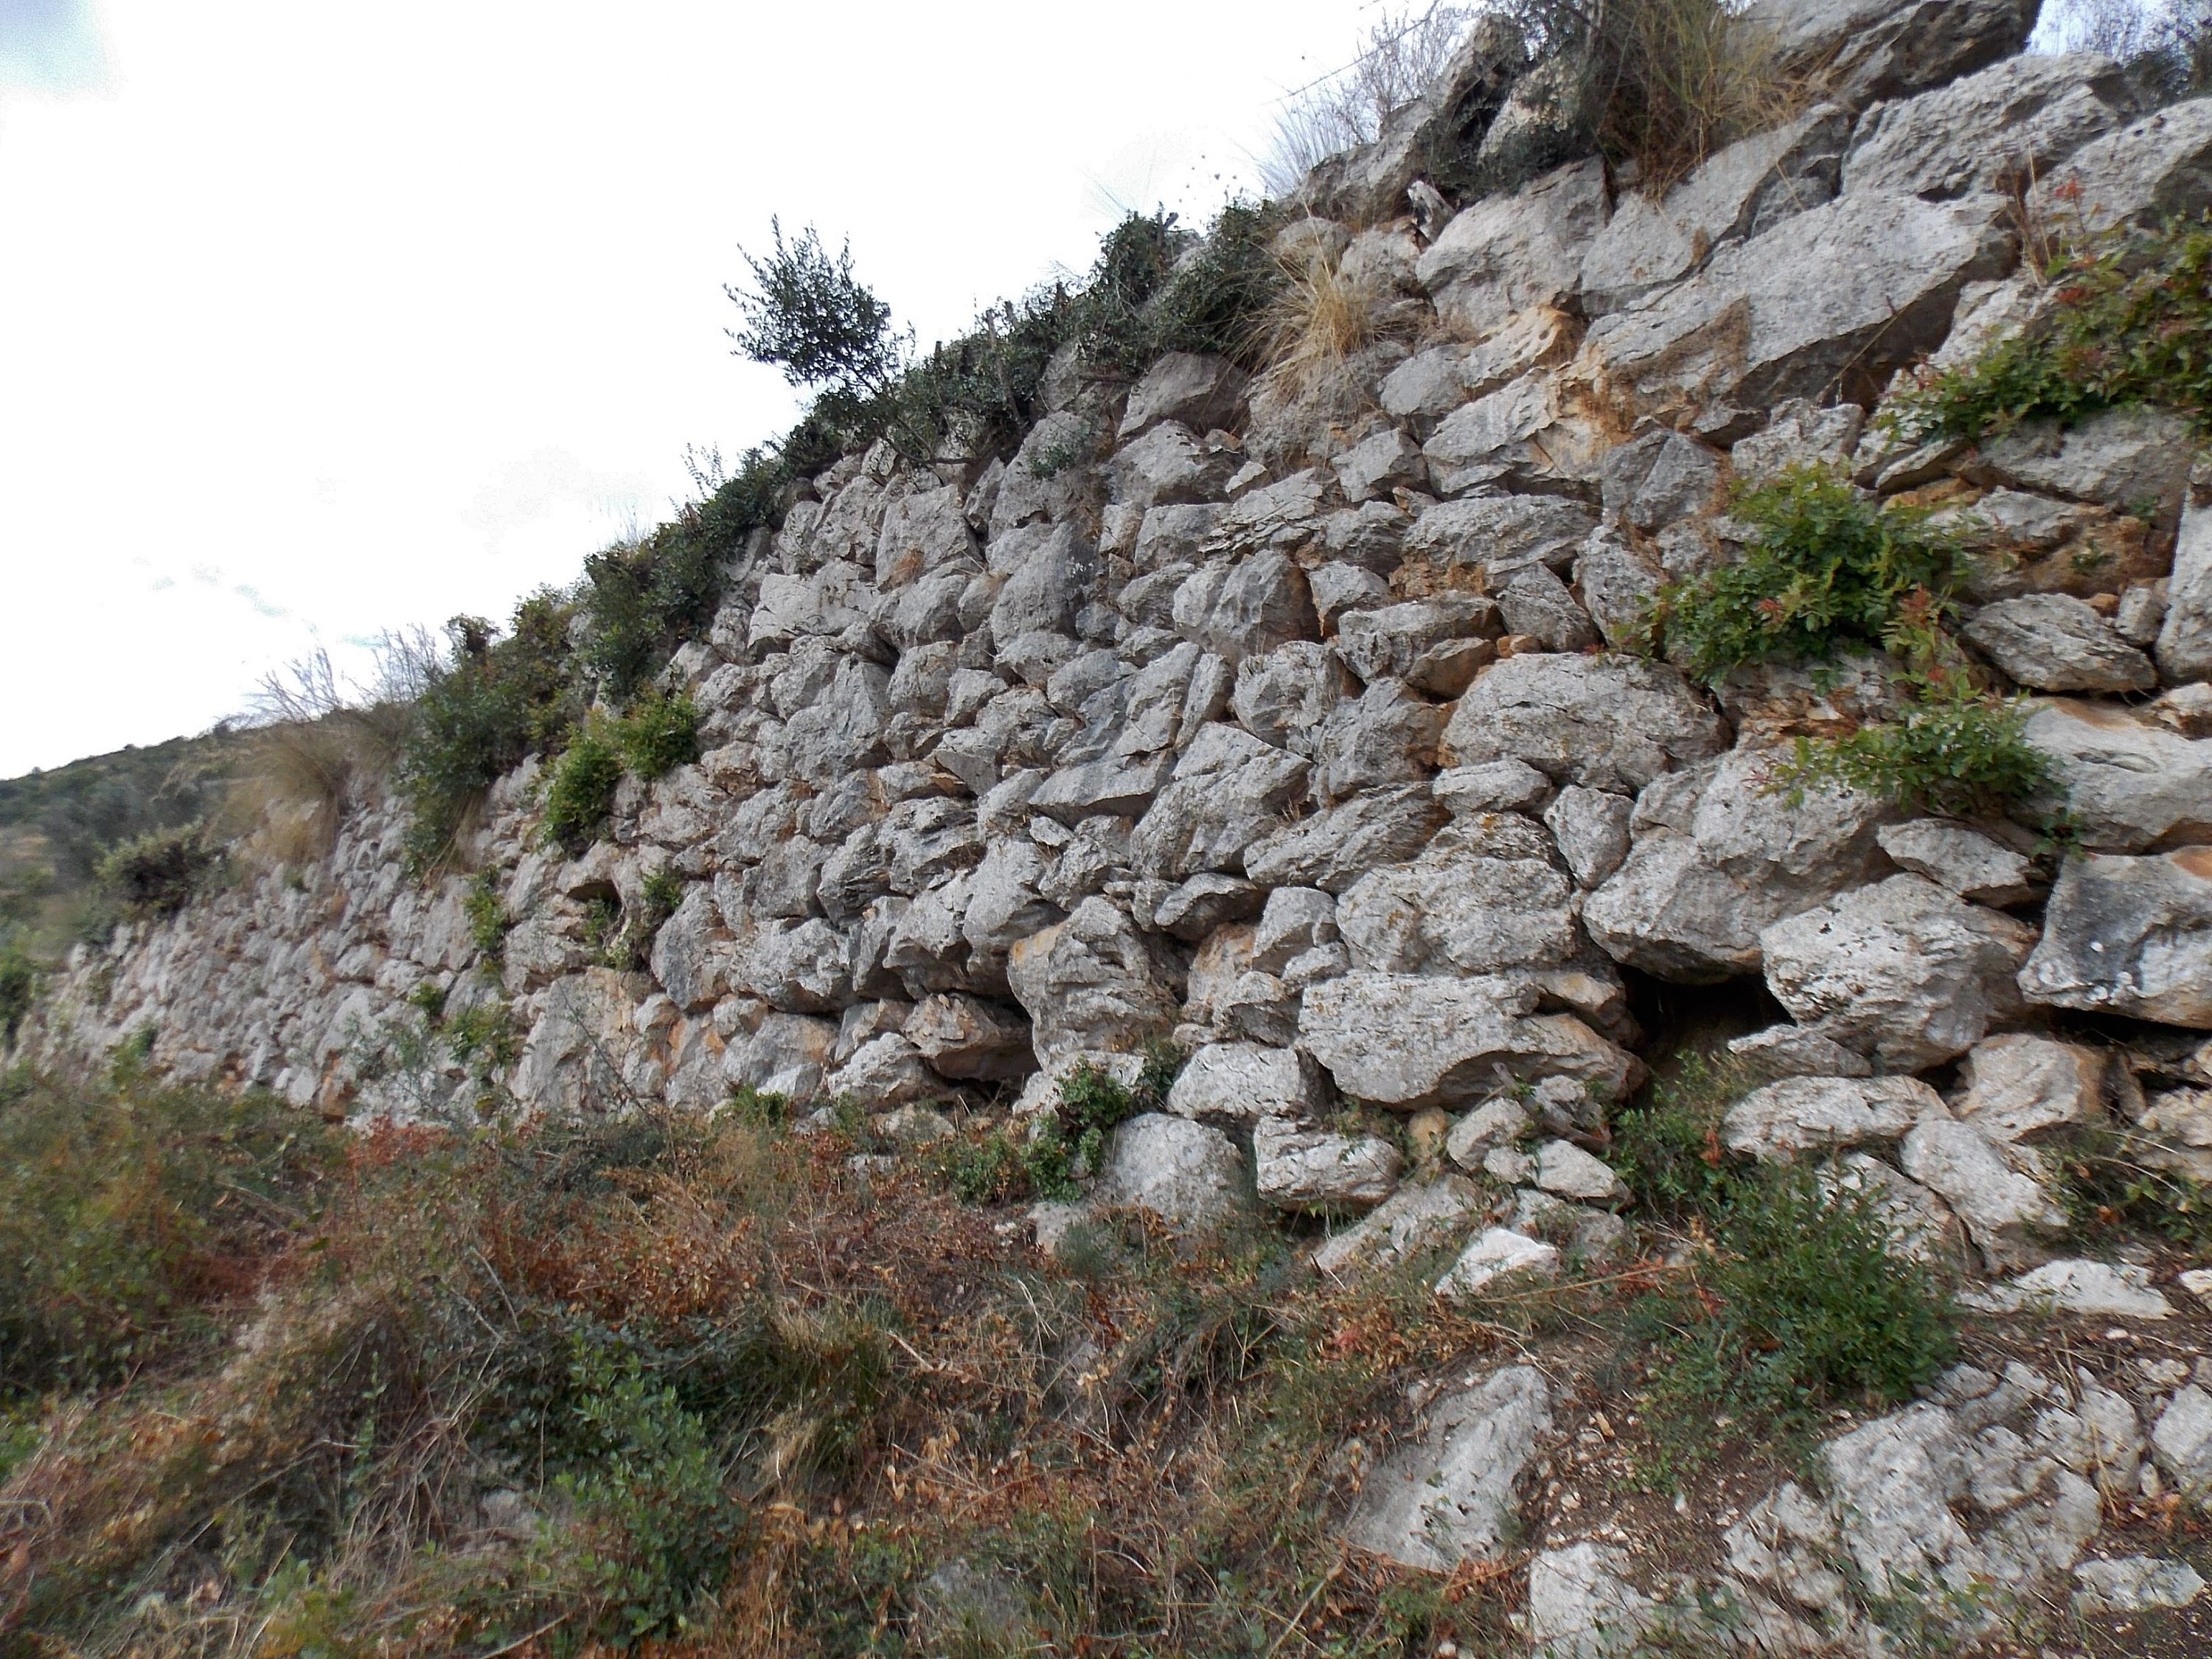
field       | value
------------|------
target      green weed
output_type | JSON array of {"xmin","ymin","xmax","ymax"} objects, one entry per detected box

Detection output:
[
  {"xmin": 1893, "ymin": 210, "xmax": 2212, "ymax": 442},
  {"xmin": 540, "ymin": 727, "xmax": 624, "ymax": 852}
]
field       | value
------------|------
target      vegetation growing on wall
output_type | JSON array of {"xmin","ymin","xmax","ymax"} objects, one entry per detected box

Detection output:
[
  {"xmin": 1649, "ymin": 470, "xmax": 2054, "ymax": 816},
  {"xmin": 1896, "ymin": 210, "xmax": 2212, "ymax": 444}
]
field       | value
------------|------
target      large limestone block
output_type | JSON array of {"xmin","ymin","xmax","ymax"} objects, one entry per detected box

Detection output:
[
  {"xmin": 1723, "ymin": 1074, "xmax": 1944, "ymax": 1162},
  {"xmin": 1443, "ymin": 654, "xmax": 1726, "ymax": 795},
  {"xmin": 1129, "ymin": 723, "xmax": 1311, "ymax": 880},
  {"xmin": 1253, "ymin": 1114, "xmax": 1403, "ymax": 1213},
  {"xmin": 1243, "ymin": 785, "xmax": 1448, "ymax": 894},
  {"xmin": 1952, "ymin": 1033, "xmax": 2106, "ymax": 1144},
  {"xmin": 1167, "ymin": 1040, "xmax": 1331, "ymax": 1127},
  {"xmin": 1740, "ymin": 0, "xmax": 2039, "ymax": 108},
  {"xmin": 1582, "ymin": 105, "xmax": 1850, "ymax": 316},
  {"xmin": 1899, "ymin": 1118, "xmax": 2066, "ymax": 1268},
  {"xmin": 2028, "ymin": 96, "xmax": 2212, "ymax": 235},
  {"xmin": 1401, "ymin": 495, "xmax": 1596, "ymax": 587},
  {"xmin": 1341, "ymin": 1366, "xmax": 1552, "ymax": 1570},
  {"xmin": 1116, "ymin": 352, "xmax": 1247, "ymax": 440},
  {"xmin": 1312, "ymin": 1174, "xmax": 1485, "ymax": 1277},
  {"xmin": 1971, "ymin": 404, "xmax": 2198, "ymax": 522},
  {"xmin": 2023, "ymin": 700, "xmax": 2212, "ymax": 854},
  {"xmin": 1171, "ymin": 548, "xmax": 1320, "ymax": 664},
  {"xmin": 1006, "ymin": 897, "xmax": 1182, "ymax": 1060},
  {"xmin": 2157, "ymin": 485, "xmax": 2212, "ymax": 684},
  {"xmin": 2020, "ymin": 849, "xmax": 2212, "ymax": 1029},
  {"xmin": 1585, "ymin": 749, "xmax": 1892, "ymax": 981},
  {"xmin": 1843, "ymin": 52, "xmax": 2132, "ymax": 201},
  {"xmin": 1416, "ymin": 159, "xmax": 1609, "ymax": 340},
  {"xmin": 1337, "ymin": 824, "xmax": 1580, "ymax": 978},
  {"xmin": 1759, "ymin": 874, "xmax": 2036, "ymax": 1071},
  {"xmin": 1095, "ymin": 1113, "xmax": 1246, "ymax": 1234},
  {"xmin": 1298, "ymin": 972, "xmax": 1636, "ymax": 1112},
  {"xmin": 1962, "ymin": 595, "xmax": 2154, "ymax": 693},
  {"xmin": 904, "ymin": 992, "xmax": 1034, "ymax": 1082},
  {"xmin": 1421, "ymin": 369, "xmax": 1603, "ymax": 496},
  {"xmin": 1584, "ymin": 190, "xmax": 2012, "ymax": 422}
]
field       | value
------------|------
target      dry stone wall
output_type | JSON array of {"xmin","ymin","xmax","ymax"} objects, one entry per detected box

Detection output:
[{"xmin": 24, "ymin": 0, "xmax": 2212, "ymax": 1301}]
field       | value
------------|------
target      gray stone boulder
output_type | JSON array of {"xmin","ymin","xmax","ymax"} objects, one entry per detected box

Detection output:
[
  {"xmin": 1582, "ymin": 105, "xmax": 1850, "ymax": 316},
  {"xmin": 1242, "ymin": 785, "xmax": 1448, "ymax": 893},
  {"xmin": 1899, "ymin": 1118, "xmax": 2067, "ymax": 1268},
  {"xmin": 1253, "ymin": 1115, "xmax": 1403, "ymax": 1213},
  {"xmin": 1534, "ymin": 1138, "xmax": 1627, "ymax": 1205},
  {"xmin": 1722, "ymin": 1074, "xmax": 1944, "ymax": 1162},
  {"xmin": 2157, "ymin": 484, "xmax": 2212, "ymax": 682},
  {"xmin": 1727, "ymin": 1023, "xmax": 1874, "ymax": 1084},
  {"xmin": 1585, "ymin": 748, "xmax": 1893, "ymax": 981},
  {"xmin": 1107, "ymin": 421, "xmax": 1236, "ymax": 513},
  {"xmin": 1299, "ymin": 972, "xmax": 1637, "ymax": 1112},
  {"xmin": 1435, "ymin": 1227, "xmax": 1562, "ymax": 1301},
  {"xmin": 1171, "ymin": 549, "xmax": 1320, "ymax": 664},
  {"xmin": 1416, "ymin": 159, "xmax": 1609, "ymax": 340},
  {"xmin": 1129, "ymin": 723, "xmax": 1310, "ymax": 880},
  {"xmin": 1094, "ymin": 1114, "xmax": 1246, "ymax": 1234},
  {"xmin": 1231, "ymin": 641, "xmax": 1354, "ymax": 757},
  {"xmin": 1442, "ymin": 654, "xmax": 1726, "ymax": 794},
  {"xmin": 2028, "ymin": 95, "xmax": 2212, "ymax": 234},
  {"xmin": 1843, "ymin": 52, "xmax": 2132, "ymax": 201},
  {"xmin": 1545, "ymin": 787, "xmax": 1635, "ymax": 890},
  {"xmin": 1963, "ymin": 594, "xmax": 2156, "ymax": 692},
  {"xmin": 2073, "ymin": 1555, "xmax": 2208, "ymax": 1615},
  {"xmin": 1759, "ymin": 875, "xmax": 2036, "ymax": 1071},
  {"xmin": 1497, "ymin": 565, "xmax": 1599, "ymax": 652},
  {"xmin": 1952, "ymin": 1033, "xmax": 2107, "ymax": 1144},
  {"xmin": 1313, "ymin": 680, "xmax": 1446, "ymax": 799},
  {"xmin": 1116, "ymin": 352, "xmax": 1247, "ymax": 440},
  {"xmin": 1526, "ymin": 1541, "xmax": 1653, "ymax": 1659},
  {"xmin": 1335, "ymin": 596, "xmax": 1498, "ymax": 694},
  {"xmin": 1340, "ymin": 1366, "xmax": 1551, "ymax": 1570},
  {"xmin": 1875, "ymin": 818, "xmax": 2038, "ymax": 905},
  {"xmin": 1742, "ymin": 0, "xmax": 2039, "ymax": 108},
  {"xmin": 1312, "ymin": 1175, "xmax": 1486, "ymax": 1278},
  {"xmin": 1963, "ymin": 1258, "xmax": 2173, "ymax": 1319},
  {"xmin": 2152, "ymin": 1384, "xmax": 2212, "ymax": 1502},
  {"xmin": 1400, "ymin": 495, "xmax": 1596, "ymax": 587},
  {"xmin": 904, "ymin": 992, "xmax": 1034, "ymax": 1082},
  {"xmin": 824, "ymin": 1032, "xmax": 939, "ymax": 1107},
  {"xmin": 1337, "ymin": 821, "xmax": 1579, "ymax": 978},
  {"xmin": 1166, "ymin": 1041, "xmax": 1330, "ymax": 1127},
  {"xmin": 1971, "ymin": 404, "xmax": 2198, "ymax": 526},
  {"xmin": 2023, "ymin": 700, "xmax": 2212, "ymax": 854},
  {"xmin": 2020, "ymin": 849, "xmax": 2212, "ymax": 1028},
  {"xmin": 1584, "ymin": 189, "xmax": 2011, "ymax": 423},
  {"xmin": 1421, "ymin": 369, "xmax": 1603, "ymax": 496},
  {"xmin": 1006, "ymin": 897, "xmax": 1181, "ymax": 1060}
]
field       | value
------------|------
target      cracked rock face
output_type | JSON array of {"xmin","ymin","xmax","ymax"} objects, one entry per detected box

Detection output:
[{"xmin": 1341, "ymin": 1366, "xmax": 1553, "ymax": 1570}]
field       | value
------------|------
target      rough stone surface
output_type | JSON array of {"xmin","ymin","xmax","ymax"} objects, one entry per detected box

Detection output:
[
  {"xmin": 1166, "ymin": 1040, "xmax": 1329, "ymax": 1127},
  {"xmin": 1094, "ymin": 1114, "xmax": 1246, "ymax": 1234},
  {"xmin": 2020, "ymin": 849, "xmax": 2212, "ymax": 1029},
  {"xmin": 1435, "ymin": 1227, "xmax": 1562, "ymax": 1301},
  {"xmin": 1876, "ymin": 818, "xmax": 2039, "ymax": 905},
  {"xmin": 1723, "ymin": 1075, "xmax": 1944, "ymax": 1162},
  {"xmin": 1759, "ymin": 875, "xmax": 2037, "ymax": 1070},
  {"xmin": 1312, "ymin": 1175, "xmax": 1484, "ymax": 1278},
  {"xmin": 1442, "ymin": 655, "xmax": 1727, "ymax": 795},
  {"xmin": 2024, "ymin": 700, "xmax": 2212, "ymax": 855},
  {"xmin": 1341, "ymin": 1366, "xmax": 1551, "ymax": 1570},
  {"xmin": 1964, "ymin": 594, "xmax": 2157, "ymax": 693},
  {"xmin": 1899, "ymin": 1118, "xmax": 2067, "ymax": 1267},
  {"xmin": 1253, "ymin": 1115, "xmax": 1403, "ymax": 1213},
  {"xmin": 1952, "ymin": 1034, "xmax": 2107, "ymax": 1144}
]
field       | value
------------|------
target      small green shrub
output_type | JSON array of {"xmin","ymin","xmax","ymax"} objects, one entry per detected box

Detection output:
[
  {"xmin": 613, "ymin": 692, "xmax": 700, "ymax": 780},
  {"xmin": 1637, "ymin": 1166, "xmax": 1957, "ymax": 1479},
  {"xmin": 540, "ymin": 728, "xmax": 625, "ymax": 851},
  {"xmin": 1773, "ymin": 668, "xmax": 2054, "ymax": 818},
  {"xmin": 399, "ymin": 597, "xmax": 577, "ymax": 871},
  {"xmin": 0, "ymin": 1077, "xmax": 335, "ymax": 1397},
  {"xmin": 1609, "ymin": 1051, "xmax": 1740, "ymax": 1217},
  {"xmin": 0, "ymin": 942, "xmax": 35, "ymax": 1046},
  {"xmin": 443, "ymin": 1000, "xmax": 520, "ymax": 1074},
  {"xmin": 2050, "ymin": 1121, "xmax": 2212, "ymax": 1250},
  {"xmin": 93, "ymin": 823, "xmax": 222, "ymax": 917},
  {"xmin": 542, "ymin": 1338, "xmax": 745, "ymax": 1646},
  {"xmin": 1652, "ymin": 470, "xmax": 1965, "ymax": 684},
  {"xmin": 1893, "ymin": 210, "xmax": 2212, "ymax": 443},
  {"xmin": 464, "ymin": 870, "xmax": 512, "ymax": 963}
]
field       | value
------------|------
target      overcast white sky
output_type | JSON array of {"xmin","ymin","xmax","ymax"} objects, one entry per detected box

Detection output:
[{"xmin": 0, "ymin": 0, "xmax": 1400, "ymax": 778}]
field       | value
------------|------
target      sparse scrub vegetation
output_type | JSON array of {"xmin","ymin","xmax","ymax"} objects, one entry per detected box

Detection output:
[
  {"xmin": 538, "ymin": 725, "xmax": 625, "ymax": 852},
  {"xmin": 93, "ymin": 823, "xmax": 223, "ymax": 917},
  {"xmin": 1895, "ymin": 211, "xmax": 2212, "ymax": 443},
  {"xmin": 1607, "ymin": 1049, "xmax": 1960, "ymax": 1484},
  {"xmin": 1488, "ymin": 0, "xmax": 1806, "ymax": 195},
  {"xmin": 1650, "ymin": 470, "xmax": 2056, "ymax": 816},
  {"xmin": 0, "ymin": 1071, "xmax": 1536, "ymax": 1658}
]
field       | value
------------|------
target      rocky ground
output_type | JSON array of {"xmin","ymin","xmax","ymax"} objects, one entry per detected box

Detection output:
[{"xmin": 17, "ymin": 0, "xmax": 2212, "ymax": 1651}]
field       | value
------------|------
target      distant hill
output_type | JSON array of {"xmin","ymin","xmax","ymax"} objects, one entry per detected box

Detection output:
[{"xmin": 0, "ymin": 728, "xmax": 245, "ymax": 961}]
